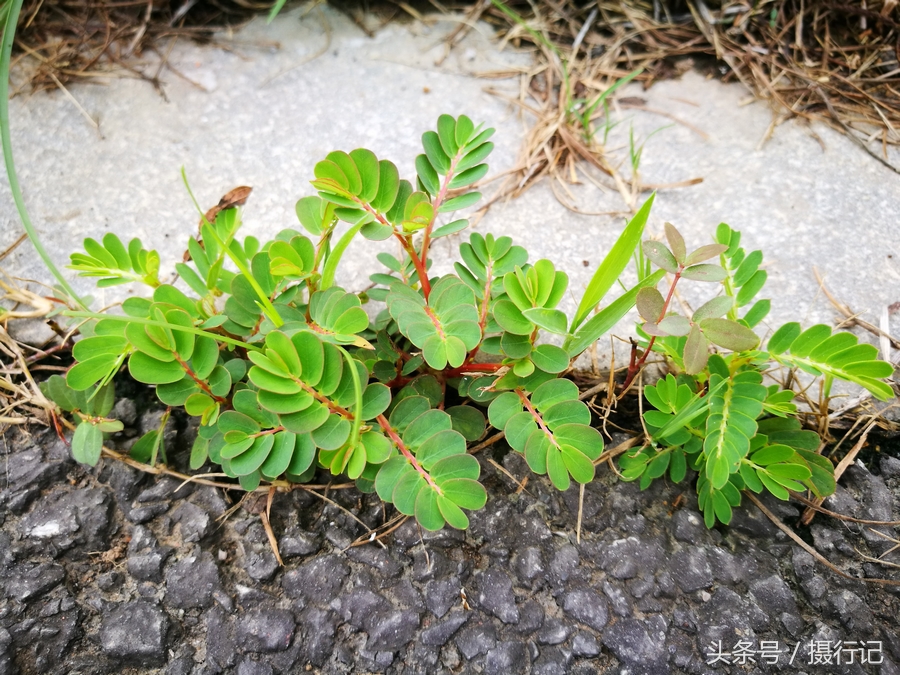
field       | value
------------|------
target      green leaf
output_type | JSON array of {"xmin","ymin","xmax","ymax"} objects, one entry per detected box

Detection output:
[
  {"xmin": 664, "ymin": 222, "xmax": 686, "ymax": 263},
  {"xmin": 564, "ymin": 270, "xmax": 665, "ymax": 357},
  {"xmin": 128, "ymin": 351, "xmax": 185, "ymax": 385},
  {"xmin": 431, "ymin": 219, "xmax": 469, "ymax": 239},
  {"xmin": 230, "ymin": 434, "xmax": 275, "ymax": 476},
  {"xmin": 372, "ymin": 160, "xmax": 401, "ymax": 213},
  {"xmin": 530, "ymin": 344, "xmax": 570, "ymax": 374},
  {"xmin": 67, "ymin": 354, "xmax": 121, "ymax": 391},
  {"xmin": 692, "ymin": 296, "xmax": 733, "ymax": 322},
  {"xmin": 446, "ymin": 405, "xmax": 485, "ymax": 441},
  {"xmin": 769, "ymin": 323, "xmax": 895, "ymax": 401},
  {"xmin": 185, "ymin": 393, "xmax": 214, "ymax": 416},
  {"xmin": 393, "ymin": 470, "xmax": 427, "ymax": 515},
  {"xmin": 657, "ymin": 315, "xmax": 691, "ymax": 337},
  {"xmin": 521, "ymin": 308, "xmax": 568, "ymax": 335},
  {"xmin": 287, "ymin": 433, "xmax": 316, "ymax": 474},
  {"xmin": 448, "ymin": 163, "xmax": 489, "ymax": 190},
  {"xmin": 422, "ymin": 130, "xmax": 451, "ymax": 174},
  {"xmin": 72, "ymin": 335, "xmax": 128, "ymax": 362},
  {"xmin": 71, "ymin": 423, "xmax": 103, "ymax": 466},
  {"xmin": 437, "ymin": 495, "xmax": 469, "ymax": 529},
  {"xmin": 311, "ymin": 414, "xmax": 351, "ymax": 450},
  {"xmin": 574, "ymin": 194, "xmax": 655, "ymax": 328},
  {"xmin": 415, "ymin": 488, "xmax": 445, "ymax": 531},
  {"xmin": 768, "ymin": 322, "xmax": 801, "ymax": 355},
  {"xmin": 439, "ymin": 478, "xmax": 486, "ymax": 509},
  {"xmin": 351, "ymin": 383, "xmax": 388, "ymax": 421},
  {"xmin": 546, "ymin": 446, "xmax": 570, "ymax": 490},
  {"xmin": 437, "ymin": 114, "xmax": 459, "ymax": 156},
  {"xmin": 736, "ymin": 270, "xmax": 767, "ymax": 307},
  {"xmin": 493, "ymin": 300, "xmax": 533, "ymax": 335},
  {"xmin": 157, "ymin": 377, "xmax": 200, "ymax": 406},
  {"xmin": 349, "ymin": 148, "xmax": 380, "ymax": 202},
  {"xmin": 415, "ymin": 154, "xmax": 440, "ymax": 196},
  {"xmin": 190, "ymin": 336, "xmax": 219, "ymax": 380},
  {"xmin": 438, "ymin": 192, "xmax": 481, "ymax": 213},
  {"xmin": 560, "ymin": 445, "xmax": 595, "ymax": 483},
  {"xmin": 684, "ymin": 244, "xmax": 728, "ymax": 266}
]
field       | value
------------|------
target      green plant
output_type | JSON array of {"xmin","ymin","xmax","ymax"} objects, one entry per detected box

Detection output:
[
  {"xmin": 51, "ymin": 114, "xmax": 666, "ymax": 532},
  {"xmin": 618, "ymin": 223, "xmax": 895, "ymax": 527}
]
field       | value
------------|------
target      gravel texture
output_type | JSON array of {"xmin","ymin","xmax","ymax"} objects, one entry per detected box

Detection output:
[{"xmin": 1, "ymin": 409, "xmax": 899, "ymax": 674}]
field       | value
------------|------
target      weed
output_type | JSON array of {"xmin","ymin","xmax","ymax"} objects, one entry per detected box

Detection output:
[{"xmin": 42, "ymin": 115, "xmax": 894, "ymax": 531}]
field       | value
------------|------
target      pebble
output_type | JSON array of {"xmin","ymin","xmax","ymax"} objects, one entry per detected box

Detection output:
[
  {"xmin": 165, "ymin": 552, "xmax": 221, "ymax": 609},
  {"xmin": 454, "ymin": 618, "xmax": 498, "ymax": 659},
  {"xmin": 669, "ymin": 547, "xmax": 713, "ymax": 593},
  {"xmin": 562, "ymin": 586, "xmax": 609, "ymax": 631},
  {"xmin": 4, "ymin": 562, "xmax": 65, "ymax": 601},
  {"xmin": 476, "ymin": 568, "xmax": 519, "ymax": 624},
  {"xmin": 419, "ymin": 611, "xmax": 469, "ymax": 646},
  {"xmin": 281, "ymin": 555, "xmax": 349, "ymax": 604},
  {"xmin": 748, "ymin": 574, "xmax": 799, "ymax": 615},
  {"xmin": 365, "ymin": 608, "xmax": 420, "ymax": 651},
  {"xmin": 296, "ymin": 607, "xmax": 338, "ymax": 667},
  {"xmin": 236, "ymin": 609, "xmax": 296, "ymax": 652},
  {"xmin": 278, "ymin": 528, "xmax": 321, "ymax": 558},
  {"xmin": 99, "ymin": 601, "xmax": 168, "ymax": 664},
  {"xmin": 423, "ymin": 577, "xmax": 459, "ymax": 619},
  {"xmin": 20, "ymin": 488, "xmax": 111, "ymax": 552},
  {"xmin": 484, "ymin": 640, "xmax": 530, "ymax": 674}
]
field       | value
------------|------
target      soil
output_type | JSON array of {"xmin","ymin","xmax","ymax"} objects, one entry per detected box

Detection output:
[{"xmin": 1, "ymin": 392, "xmax": 900, "ymax": 675}]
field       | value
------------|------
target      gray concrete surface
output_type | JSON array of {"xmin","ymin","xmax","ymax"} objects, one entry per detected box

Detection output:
[{"xmin": 2, "ymin": 4, "xmax": 899, "ymax": 373}]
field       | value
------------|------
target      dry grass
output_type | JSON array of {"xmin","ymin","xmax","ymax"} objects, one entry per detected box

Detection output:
[
  {"xmin": 472, "ymin": 0, "xmax": 900, "ymax": 182},
  {"xmin": 10, "ymin": 0, "xmax": 273, "ymax": 94}
]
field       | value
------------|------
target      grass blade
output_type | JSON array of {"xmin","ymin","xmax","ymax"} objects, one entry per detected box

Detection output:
[
  {"xmin": 1, "ymin": 0, "xmax": 87, "ymax": 310},
  {"xmin": 572, "ymin": 193, "xmax": 655, "ymax": 330}
]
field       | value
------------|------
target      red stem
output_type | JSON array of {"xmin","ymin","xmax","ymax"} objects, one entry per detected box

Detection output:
[
  {"xmin": 377, "ymin": 414, "xmax": 438, "ymax": 490},
  {"xmin": 517, "ymin": 390, "xmax": 560, "ymax": 449},
  {"xmin": 619, "ymin": 267, "xmax": 683, "ymax": 393},
  {"xmin": 420, "ymin": 154, "xmax": 460, "ymax": 270},
  {"xmin": 176, "ymin": 357, "xmax": 228, "ymax": 404},
  {"xmin": 444, "ymin": 362, "xmax": 504, "ymax": 378},
  {"xmin": 465, "ymin": 261, "xmax": 494, "ymax": 364},
  {"xmin": 394, "ymin": 232, "xmax": 431, "ymax": 299}
]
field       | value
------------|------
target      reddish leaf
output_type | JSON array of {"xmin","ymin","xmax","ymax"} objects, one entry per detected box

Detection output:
[
  {"xmin": 664, "ymin": 223, "xmax": 686, "ymax": 264},
  {"xmin": 692, "ymin": 296, "xmax": 733, "ymax": 322},
  {"xmin": 684, "ymin": 244, "xmax": 728, "ymax": 266},
  {"xmin": 700, "ymin": 318, "xmax": 760, "ymax": 351},
  {"xmin": 643, "ymin": 241, "xmax": 678, "ymax": 274},
  {"xmin": 681, "ymin": 264, "xmax": 726, "ymax": 282},
  {"xmin": 657, "ymin": 315, "xmax": 691, "ymax": 336},
  {"xmin": 636, "ymin": 287, "xmax": 664, "ymax": 323}
]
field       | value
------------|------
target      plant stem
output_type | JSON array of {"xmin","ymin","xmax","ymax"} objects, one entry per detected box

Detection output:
[
  {"xmin": 202, "ymin": 223, "xmax": 284, "ymax": 328},
  {"xmin": 619, "ymin": 267, "xmax": 683, "ymax": 392},
  {"xmin": 63, "ymin": 311, "xmax": 258, "ymax": 351},
  {"xmin": 395, "ymin": 233, "xmax": 431, "ymax": 299},
  {"xmin": 420, "ymin": 152, "xmax": 460, "ymax": 270},
  {"xmin": 376, "ymin": 414, "xmax": 439, "ymax": 490},
  {"xmin": 464, "ymin": 258, "xmax": 494, "ymax": 364},
  {"xmin": 516, "ymin": 389, "xmax": 560, "ymax": 449},
  {"xmin": 1, "ymin": 0, "xmax": 88, "ymax": 310},
  {"xmin": 175, "ymin": 356, "xmax": 227, "ymax": 403},
  {"xmin": 445, "ymin": 362, "xmax": 504, "ymax": 378}
]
